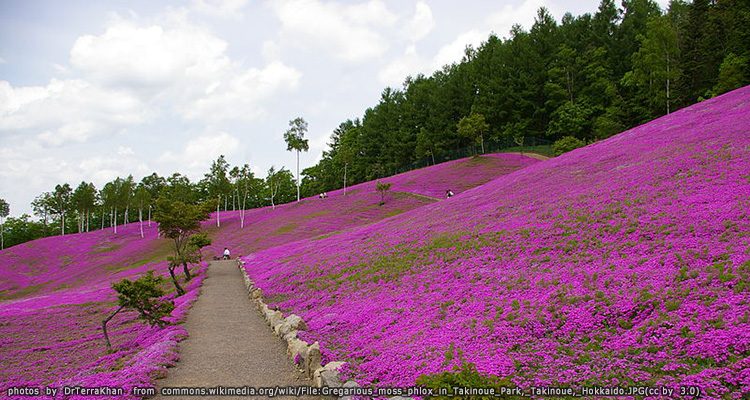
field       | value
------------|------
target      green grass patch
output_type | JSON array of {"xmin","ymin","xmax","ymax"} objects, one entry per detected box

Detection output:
[{"xmin": 275, "ymin": 223, "xmax": 298, "ymax": 234}]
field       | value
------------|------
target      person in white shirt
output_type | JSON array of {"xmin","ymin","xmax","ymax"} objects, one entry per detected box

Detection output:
[{"xmin": 223, "ymin": 247, "xmax": 231, "ymax": 260}]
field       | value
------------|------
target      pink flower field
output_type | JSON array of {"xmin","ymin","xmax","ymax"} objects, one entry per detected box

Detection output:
[
  {"xmin": 241, "ymin": 87, "xmax": 750, "ymax": 398},
  {"xmin": 204, "ymin": 153, "xmax": 538, "ymax": 256},
  {"xmin": 0, "ymin": 152, "xmax": 535, "ymax": 398},
  {"xmin": 0, "ymin": 222, "xmax": 208, "ymax": 399}
]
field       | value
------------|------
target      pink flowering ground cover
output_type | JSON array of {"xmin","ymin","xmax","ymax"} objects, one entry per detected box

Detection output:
[
  {"xmin": 0, "ymin": 222, "xmax": 170, "ymax": 300},
  {"xmin": 205, "ymin": 153, "xmax": 538, "ymax": 256},
  {"xmin": 0, "ymin": 153, "xmax": 534, "ymax": 397},
  {"xmin": 0, "ymin": 221, "xmax": 207, "ymax": 399},
  {"xmin": 242, "ymin": 86, "xmax": 750, "ymax": 398}
]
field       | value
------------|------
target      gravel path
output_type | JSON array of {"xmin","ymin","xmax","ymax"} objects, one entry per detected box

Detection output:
[{"xmin": 155, "ymin": 260, "xmax": 320, "ymax": 399}]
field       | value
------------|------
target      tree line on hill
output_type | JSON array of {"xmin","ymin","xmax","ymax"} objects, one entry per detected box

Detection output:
[
  {"xmin": 0, "ymin": 156, "xmax": 300, "ymax": 249},
  {"xmin": 300, "ymin": 0, "xmax": 750, "ymax": 195},
  {"xmin": 1, "ymin": 0, "xmax": 748, "ymax": 250}
]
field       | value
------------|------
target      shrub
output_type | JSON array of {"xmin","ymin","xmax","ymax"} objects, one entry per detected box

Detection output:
[
  {"xmin": 552, "ymin": 136, "xmax": 586, "ymax": 156},
  {"xmin": 102, "ymin": 271, "xmax": 175, "ymax": 351},
  {"xmin": 376, "ymin": 181, "xmax": 392, "ymax": 205}
]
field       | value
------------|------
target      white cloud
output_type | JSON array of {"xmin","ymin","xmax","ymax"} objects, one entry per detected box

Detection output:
[
  {"xmin": 67, "ymin": 17, "xmax": 300, "ymax": 123},
  {"xmin": 181, "ymin": 61, "xmax": 301, "ymax": 122},
  {"xmin": 0, "ymin": 79, "xmax": 146, "ymax": 146},
  {"xmin": 191, "ymin": 0, "xmax": 249, "ymax": 18},
  {"xmin": 404, "ymin": 1, "xmax": 434, "ymax": 42},
  {"xmin": 159, "ymin": 131, "xmax": 241, "ymax": 172},
  {"xmin": 70, "ymin": 19, "xmax": 230, "ymax": 93},
  {"xmin": 271, "ymin": 0, "xmax": 397, "ymax": 62},
  {"xmin": 0, "ymin": 57, "xmax": 6, "ymax": 64}
]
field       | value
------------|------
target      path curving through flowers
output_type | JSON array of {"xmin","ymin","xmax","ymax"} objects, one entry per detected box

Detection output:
[{"xmin": 155, "ymin": 260, "xmax": 319, "ymax": 399}]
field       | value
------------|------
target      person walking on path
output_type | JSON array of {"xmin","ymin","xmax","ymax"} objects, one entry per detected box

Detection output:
[{"xmin": 223, "ymin": 247, "xmax": 231, "ymax": 260}]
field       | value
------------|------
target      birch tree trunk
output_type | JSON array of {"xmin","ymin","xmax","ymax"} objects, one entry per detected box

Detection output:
[
  {"xmin": 296, "ymin": 150, "xmax": 300, "ymax": 202},
  {"xmin": 240, "ymin": 190, "xmax": 248, "ymax": 228},
  {"xmin": 139, "ymin": 208, "xmax": 144, "ymax": 238}
]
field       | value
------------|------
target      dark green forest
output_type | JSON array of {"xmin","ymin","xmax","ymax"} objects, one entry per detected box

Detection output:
[
  {"xmin": 1, "ymin": 0, "xmax": 748, "ymax": 249},
  {"xmin": 301, "ymin": 0, "xmax": 750, "ymax": 193}
]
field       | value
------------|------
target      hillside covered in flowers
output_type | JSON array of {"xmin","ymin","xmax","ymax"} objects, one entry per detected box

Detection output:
[
  {"xmin": 241, "ymin": 86, "xmax": 750, "ymax": 398},
  {"xmin": 0, "ymin": 152, "xmax": 536, "ymax": 397}
]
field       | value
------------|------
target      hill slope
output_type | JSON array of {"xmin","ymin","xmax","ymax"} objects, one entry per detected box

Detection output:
[
  {"xmin": 0, "ymin": 153, "xmax": 537, "ymax": 395},
  {"xmin": 241, "ymin": 86, "xmax": 750, "ymax": 397}
]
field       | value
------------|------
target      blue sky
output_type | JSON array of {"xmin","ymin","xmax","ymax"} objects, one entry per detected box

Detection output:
[{"xmin": 0, "ymin": 0, "xmax": 667, "ymax": 216}]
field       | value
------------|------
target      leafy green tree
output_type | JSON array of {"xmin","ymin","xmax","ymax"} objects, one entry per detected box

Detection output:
[
  {"xmin": 100, "ymin": 181, "xmax": 117, "ymax": 231},
  {"xmin": 102, "ymin": 271, "xmax": 174, "ymax": 351},
  {"xmin": 52, "ymin": 183, "xmax": 72, "ymax": 236},
  {"xmin": 202, "ymin": 155, "xmax": 232, "ymax": 227},
  {"xmin": 415, "ymin": 128, "xmax": 436, "ymax": 166},
  {"xmin": 72, "ymin": 182, "xmax": 96, "ymax": 233},
  {"xmin": 283, "ymin": 117, "xmax": 310, "ymax": 202},
  {"xmin": 457, "ymin": 113, "xmax": 490, "ymax": 154},
  {"xmin": 0, "ymin": 198, "xmax": 9, "ymax": 250},
  {"xmin": 31, "ymin": 192, "xmax": 53, "ymax": 234},
  {"xmin": 118, "ymin": 176, "xmax": 135, "ymax": 225},
  {"xmin": 623, "ymin": 14, "xmax": 681, "ymax": 115},
  {"xmin": 547, "ymin": 101, "xmax": 595, "ymax": 139},
  {"xmin": 140, "ymin": 173, "xmax": 166, "ymax": 225},
  {"xmin": 376, "ymin": 181, "xmax": 392, "ymax": 205},
  {"xmin": 265, "ymin": 166, "xmax": 296, "ymax": 209},
  {"xmin": 186, "ymin": 232, "xmax": 212, "ymax": 263},
  {"xmin": 1, "ymin": 214, "xmax": 46, "ymax": 248},
  {"xmin": 593, "ymin": 107, "xmax": 626, "ymax": 139},
  {"xmin": 133, "ymin": 185, "xmax": 151, "ymax": 238},
  {"xmin": 153, "ymin": 198, "xmax": 209, "ymax": 290},
  {"xmin": 162, "ymin": 173, "xmax": 198, "ymax": 205},
  {"xmin": 266, "ymin": 166, "xmax": 280, "ymax": 210},
  {"xmin": 552, "ymin": 136, "xmax": 587, "ymax": 156},
  {"xmin": 337, "ymin": 124, "xmax": 358, "ymax": 195},
  {"xmin": 711, "ymin": 53, "xmax": 748, "ymax": 97}
]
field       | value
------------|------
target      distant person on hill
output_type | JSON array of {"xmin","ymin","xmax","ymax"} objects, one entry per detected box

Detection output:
[
  {"xmin": 446, "ymin": 189, "xmax": 454, "ymax": 199},
  {"xmin": 223, "ymin": 247, "xmax": 230, "ymax": 260}
]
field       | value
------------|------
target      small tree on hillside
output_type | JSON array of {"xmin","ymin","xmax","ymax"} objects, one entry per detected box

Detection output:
[
  {"xmin": 0, "ymin": 198, "xmax": 9, "ymax": 250},
  {"xmin": 102, "ymin": 271, "xmax": 174, "ymax": 352},
  {"xmin": 153, "ymin": 198, "xmax": 209, "ymax": 293},
  {"xmin": 457, "ymin": 112, "xmax": 489, "ymax": 154},
  {"xmin": 376, "ymin": 182, "xmax": 392, "ymax": 206},
  {"xmin": 187, "ymin": 232, "xmax": 212, "ymax": 263},
  {"xmin": 283, "ymin": 117, "xmax": 310, "ymax": 202}
]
